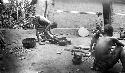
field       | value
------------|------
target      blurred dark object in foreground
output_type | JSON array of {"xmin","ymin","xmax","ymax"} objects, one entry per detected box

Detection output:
[{"xmin": 72, "ymin": 53, "xmax": 82, "ymax": 65}]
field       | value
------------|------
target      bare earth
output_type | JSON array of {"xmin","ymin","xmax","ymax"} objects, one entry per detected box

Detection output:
[
  {"xmin": 1, "ymin": 0, "xmax": 125, "ymax": 73},
  {"xmin": 1, "ymin": 29, "xmax": 124, "ymax": 73}
]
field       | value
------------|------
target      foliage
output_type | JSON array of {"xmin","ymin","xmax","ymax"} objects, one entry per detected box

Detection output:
[{"xmin": 0, "ymin": 0, "xmax": 36, "ymax": 29}]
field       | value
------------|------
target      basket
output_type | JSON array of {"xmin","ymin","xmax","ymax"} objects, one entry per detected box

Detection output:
[{"xmin": 22, "ymin": 38, "xmax": 36, "ymax": 49}]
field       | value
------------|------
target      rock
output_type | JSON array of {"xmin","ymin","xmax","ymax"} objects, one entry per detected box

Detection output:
[
  {"xmin": 39, "ymin": 42, "xmax": 45, "ymax": 45},
  {"xmin": 76, "ymin": 69, "xmax": 80, "ymax": 71},
  {"xmin": 38, "ymin": 71, "xmax": 44, "ymax": 73},
  {"xmin": 19, "ymin": 57, "xmax": 26, "ymax": 60},
  {"xmin": 57, "ymin": 51, "xmax": 62, "ymax": 54}
]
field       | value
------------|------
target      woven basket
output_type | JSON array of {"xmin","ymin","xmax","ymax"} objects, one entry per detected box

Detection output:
[{"xmin": 22, "ymin": 38, "xmax": 36, "ymax": 49}]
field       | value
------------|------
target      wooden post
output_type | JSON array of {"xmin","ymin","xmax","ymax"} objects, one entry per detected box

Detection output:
[
  {"xmin": 44, "ymin": 0, "xmax": 48, "ymax": 18},
  {"xmin": 102, "ymin": 0, "xmax": 112, "ymax": 25},
  {"xmin": 17, "ymin": 1, "xmax": 19, "ymax": 21},
  {"xmin": 51, "ymin": 0, "xmax": 55, "ymax": 22}
]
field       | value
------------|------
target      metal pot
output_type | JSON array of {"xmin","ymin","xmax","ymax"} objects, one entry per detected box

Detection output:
[{"xmin": 22, "ymin": 38, "xmax": 36, "ymax": 49}]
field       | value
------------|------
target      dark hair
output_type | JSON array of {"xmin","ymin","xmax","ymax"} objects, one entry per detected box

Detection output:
[{"xmin": 104, "ymin": 24, "xmax": 113, "ymax": 36}]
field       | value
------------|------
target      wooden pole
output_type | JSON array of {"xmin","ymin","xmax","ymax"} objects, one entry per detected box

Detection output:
[
  {"xmin": 52, "ymin": 0, "xmax": 55, "ymax": 22},
  {"xmin": 44, "ymin": 0, "xmax": 48, "ymax": 18},
  {"xmin": 102, "ymin": 0, "xmax": 112, "ymax": 25},
  {"xmin": 22, "ymin": 0, "xmax": 25, "ymax": 19},
  {"xmin": 17, "ymin": 0, "xmax": 18, "ymax": 21}
]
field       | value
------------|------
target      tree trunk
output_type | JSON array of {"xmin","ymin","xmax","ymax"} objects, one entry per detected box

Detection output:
[{"xmin": 102, "ymin": 0, "xmax": 112, "ymax": 25}]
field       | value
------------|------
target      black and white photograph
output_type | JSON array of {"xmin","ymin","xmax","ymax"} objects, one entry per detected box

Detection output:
[{"xmin": 0, "ymin": 0, "xmax": 125, "ymax": 73}]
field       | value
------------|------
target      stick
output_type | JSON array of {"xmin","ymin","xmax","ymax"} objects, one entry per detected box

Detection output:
[{"xmin": 44, "ymin": 0, "xmax": 48, "ymax": 18}]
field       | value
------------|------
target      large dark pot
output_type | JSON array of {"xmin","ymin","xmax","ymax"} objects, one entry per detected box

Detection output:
[{"xmin": 22, "ymin": 38, "xmax": 36, "ymax": 49}]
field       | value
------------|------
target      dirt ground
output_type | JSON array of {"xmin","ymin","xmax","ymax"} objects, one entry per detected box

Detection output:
[
  {"xmin": 1, "ymin": 0, "xmax": 125, "ymax": 73},
  {"xmin": 0, "ymin": 29, "xmax": 124, "ymax": 73}
]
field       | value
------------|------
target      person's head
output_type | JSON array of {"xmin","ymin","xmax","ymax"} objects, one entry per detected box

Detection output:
[
  {"xmin": 104, "ymin": 24, "xmax": 113, "ymax": 36},
  {"xmin": 120, "ymin": 27, "xmax": 124, "ymax": 32}
]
